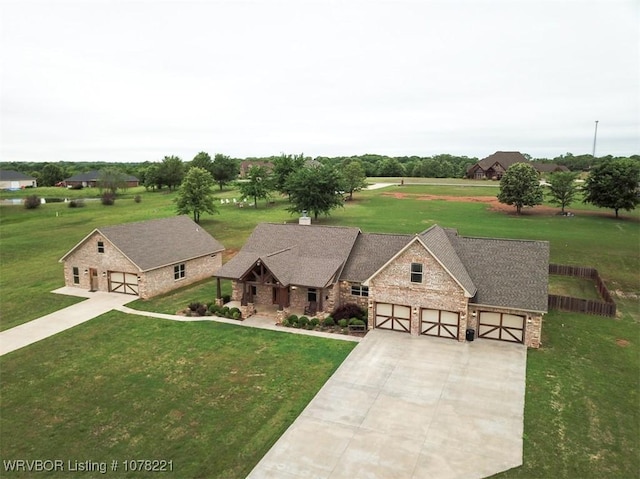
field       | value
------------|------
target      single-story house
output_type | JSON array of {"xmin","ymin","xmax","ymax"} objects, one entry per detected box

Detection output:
[
  {"xmin": 0, "ymin": 170, "xmax": 37, "ymax": 189},
  {"xmin": 64, "ymin": 170, "xmax": 140, "ymax": 188},
  {"xmin": 466, "ymin": 151, "xmax": 569, "ymax": 179},
  {"xmin": 239, "ymin": 161, "xmax": 274, "ymax": 178},
  {"xmin": 60, "ymin": 216, "xmax": 224, "ymax": 299},
  {"xmin": 215, "ymin": 222, "xmax": 549, "ymax": 348}
]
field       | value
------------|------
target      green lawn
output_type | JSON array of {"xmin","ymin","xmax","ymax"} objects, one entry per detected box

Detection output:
[
  {"xmin": 548, "ymin": 275, "xmax": 603, "ymax": 301},
  {"xmin": 0, "ymin": 312, "xmax": 356, "ymax": 478},
  {"xmin": 1, "ymin": 181, "xmax": 639, "ymax": 478}
]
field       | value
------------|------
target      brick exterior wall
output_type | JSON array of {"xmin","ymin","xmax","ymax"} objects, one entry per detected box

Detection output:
[
  {"xmin": 62, "ymin": 232, "xmax": 222, "ymax": 299},
  {"xmin": 367, "ymin": 241, "xmax": 470, "ymax": 340}
]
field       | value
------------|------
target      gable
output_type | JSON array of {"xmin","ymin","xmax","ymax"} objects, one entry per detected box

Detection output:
[{"xmin": 368, "ymin": 240, "xmax": 466, "ymax": 295}]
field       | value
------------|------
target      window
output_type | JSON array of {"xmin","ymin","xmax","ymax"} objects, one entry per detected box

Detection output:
[
  {"xmin": 411, "ymin": 263, "xmax": 423, "ymax": 283},
  {"xmin": 174, "ymin": 263, "xmax": 185, "ymax": 280},
  {"xmin": 97, "ymin": 241, "xmax": 105, "ymax": 253},
  {"xmin": 72, "ymin": 267, "xmax": 80, "ymax": 284},
  {"xmin": 307, "ymin": 288, "xmax": 317, "ymax": 302},
  {"xmin": 351, "ymin": 284, "xmax": 369, "ymax": 297}
]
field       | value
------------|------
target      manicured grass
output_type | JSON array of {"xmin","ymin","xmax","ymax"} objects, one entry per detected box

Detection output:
[
  {"xmin": 1, "ymin": 179, "xmax": 638, "ymax": 478},
  {"xmin": 548, "ymin": 275, "xmax": 603, "ymax": 301},
  {"xmin": 0, "ymin": 311, "xmax": 356, "ymax": 478},
  {"xmin": 495, "ymin": 310, "xmax": 639, "ymax": 479}
]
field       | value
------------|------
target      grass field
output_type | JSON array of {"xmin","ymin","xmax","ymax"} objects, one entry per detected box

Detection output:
[{"xmin": 1, "ymin": 180, "xmax": 638, "ymax": 477}]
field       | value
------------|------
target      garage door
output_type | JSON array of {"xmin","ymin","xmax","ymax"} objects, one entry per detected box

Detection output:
[
  {"xmin": 478, "ymin": 312, "xmax": 524, "ymax": 343},
  {"xmin": 109, "ymin": 271, "xmax": 139, "ymax": 295},
  {"xmin": 375, "ymin": 303, "xmax": 411, "ymax": 333},
  {"xmin": 420, "ymin": 309, "xmax": 459, "ymax": 339}
]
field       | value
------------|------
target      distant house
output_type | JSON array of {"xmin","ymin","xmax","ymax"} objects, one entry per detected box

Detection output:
[
  {"xmin": 215, "ymin": 222, "xmax": 549, "ymax": 348},
  {"xmin": 59, "ymin": 216, "xmax": 224, "ymax": 299},
  {"xmin": 466, "ymin": 151, "xmax": 569, "ymax": 179},
  {"xmin": 0, "ymin": 170, "xmax": 37, "ymax": 189},
  {"xmin": 239, "ymin": 161, "xmax": 274, "ymax": 178},
  {"xmin": 64, "ymin": 170, "xmax": 140, "ymax": 188}
]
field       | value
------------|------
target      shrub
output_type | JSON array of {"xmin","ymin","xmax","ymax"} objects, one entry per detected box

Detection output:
[
  {"xmin": 101, "ymin": 192, "xmax": 116, "ymax": 205},
  {"xmin": 298, "ymin": 316, "xmax": 309, "ymax": 327},
  {"xmin": 338, "ymin": 318, "xmax": 349, "ymax": 328},
  {"xmin": 222, "ymin": 294, "xmax": 231, "ymax": 303},
  {"xmin": 196, "ymin": 305, "xmax": 207, "ymax": 316},
  {"xmin": 209, "ymin": 304, "xmax": 220, "ymax": 315},
  {"xmin": 188, "ymin": 302, "xmax": 202, "ymax": 312},
  {"xmin": 229, "ymin": 307, "xmax": 241, "ymax": 316},
  {"xmin": 24, "ymin": 195, "xmax": 40, "ymax": 209},
  {"xmin": 68, "ymin": 199, "xmax": 85, "ymax": 208},
  {"xmin": 232, "ymin": 311, "xmax": 241, "ymax": 320},
  {"xmin": 287, "ymin": 314, "xmax": 299, "ymax": 323},
  {"xmin": 281, "ymin": 318, "xmax": 291, "ymax": 327},
  {"xmin": 322, "ymin": 316, "xmax": 335, "ymax": 327},
  {"xmin": 221, "ymin": 306, "xmax": 230, "ymax": 316},
  {"xmin": 310, "ymin": 317, "xmax": 320, "ymax": 327},
  {"xmin": 70, "ymin": 184, "xmax": 83, "ymax": 190},
  {"xmin": 350, "ymin": 319, "xmax": 365, "ymax": 326},
  {"xmin": 332, "ymin": 303, "xmax": 365, "ymax": 323},
  {"xmin": 133, "ymin": 195, "xmax": 142, "ymax": 203}
]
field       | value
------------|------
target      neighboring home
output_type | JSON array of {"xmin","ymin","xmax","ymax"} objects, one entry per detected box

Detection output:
[
  {"xmin": 215, "ymin": 222, "xmax": 549, "ymax": 348},
  {"xmin": 0, "ymin": 170, "xmax": 37, "ymax": 189},
  {"xmin": 60, "ymin": 216, "xmax": 224, "ymax": 299},
  {"xmin": 64, "ymin": 170, "xmax": 140, "ymax": 188},
  {"xmin": 239, "ymin": 161, "xmax": 273, "ymax": 178},
  {"xmin": 466, "ymin": 151, "xmax": 569, "ymax": 179}
]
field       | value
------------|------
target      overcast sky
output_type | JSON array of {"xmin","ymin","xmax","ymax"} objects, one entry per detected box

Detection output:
[{"xmin": 1, "ymin": 0, "xmax": 638, "ymax": 163}]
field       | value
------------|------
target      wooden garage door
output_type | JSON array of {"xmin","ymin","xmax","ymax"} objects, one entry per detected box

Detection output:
[
  {"xmin": 478, "ymin": 312, "xmax": 524, "ymax": 343},
  {"xmin": 109, "ymin": 271, "xmax": 139, "ymax": 295},
  {"xmin": 375, "ymin": 303, "xmax": 411, "ymax": 333},
  {"xmin": 420, "ymin": 309, "xmax": 459, "ymax": 339}
]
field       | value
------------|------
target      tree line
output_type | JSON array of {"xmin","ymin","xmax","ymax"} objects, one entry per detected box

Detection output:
[{"xmin": 5, "ymin": 152, "xmax": 639, "ymax": 187}]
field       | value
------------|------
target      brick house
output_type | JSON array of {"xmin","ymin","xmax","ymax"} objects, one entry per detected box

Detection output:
[
  {"xmin": 0, "ymin": 170, "xmax": 37, "ymax": 189},
  {"xmin": 215, "ymin": 223, "xmax": 549, "ymax": 347},
  {"xmin": 466, "ymin": 151, "xmax": 569, "ymax": 179},
  {"xmin": 60, "ymin": 216, "xmax": 224, "ymax": 299}
]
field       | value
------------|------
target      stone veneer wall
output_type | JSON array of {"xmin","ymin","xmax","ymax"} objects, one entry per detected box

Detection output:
[
  {"xmin": 338, "ymin": 282, "xmax": 369, "ymax": 310},
  {"xmin": 367, "ymin": 241, "xmax": 469, "ymax": 340}
]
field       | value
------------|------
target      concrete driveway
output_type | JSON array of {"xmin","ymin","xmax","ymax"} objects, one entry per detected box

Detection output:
[{"xmin": 248, "ymin": 330, "xmax": 527, "ymax": 479}]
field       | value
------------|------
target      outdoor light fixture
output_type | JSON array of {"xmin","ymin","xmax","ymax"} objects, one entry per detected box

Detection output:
[
  {"xmin": 102, "ymin": 272, "xmax": 106, "ymax": 278},
  {"xmin": 84, "ymin": 269, "xmax": 88, "ymax": 275}
]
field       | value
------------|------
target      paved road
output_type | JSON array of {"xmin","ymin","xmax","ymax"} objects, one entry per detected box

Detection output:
[{"xmin": 248, "ymin": 330, "xmax": 526, "ymax": 479}]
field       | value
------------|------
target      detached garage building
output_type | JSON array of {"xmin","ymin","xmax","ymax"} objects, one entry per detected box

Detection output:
[
  {"xmin": 60, "ymin": 216, "xmax": 224, "ymax": 299},
  {"xmin": 217, "ymin": 223, "xmax": 549, "ymax": 348}
]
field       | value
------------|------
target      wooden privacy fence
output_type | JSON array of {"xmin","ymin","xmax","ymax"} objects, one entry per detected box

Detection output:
[{"xmin": 548, "ymin": 264, "xmax": 616, "ymax": 317}]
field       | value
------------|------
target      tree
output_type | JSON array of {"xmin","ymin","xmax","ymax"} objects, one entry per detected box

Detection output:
[
  {"xmin": 377, "ymin": 158, "xmax": 405, "ymax": 177},
  {"xmin": 159, "ymin": 156, "xmax": 184, "ymax": 191},
  {"xmin": 41, "ymin": 164, "xmax": 65, "ymax": 186},
  {"xmin": 211, "ymin": 153, "xmax": 239, "ymax": 190},
  {"xmin": 98, "ymin": 168, "xmax": 127, "ymax": 194},
  {"xmin": 238, "ymin": 166, "xmax": 273, "ymax": 208},
  {"xmin": 547, "ymin": 171, "xmax": 578, "ymax": 213},
  {"xmin": 583, "ymin": 159, "xmax": 640, "ymax": 218},
  {"xmin": 341, "ymin": 160, "xmax": 368, "ymax": 200},
  {"xmin": 191, "ymin": 151, "xmax": 213, "ymax": 173},
  {"xmin": 141, "ymin": 163, "xmax": 162, "ymax": 191},
  {"xmin": 175, "ymin": 167, "xmax": 218, "ymax": 223},
  {"xmin": 272, "ymin": 153, "xmax": 306, "ymax": 196},
  {"xmin": 285, "ymin": 164, "xmax": 344, "ymax": 220},
  {"xmin": 497, "ymin": 163, "xmax": 544, "ymax": 214}
]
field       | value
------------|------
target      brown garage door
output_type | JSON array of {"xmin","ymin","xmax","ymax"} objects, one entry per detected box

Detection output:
[
  {"xmin": 420, "ymin": 309, "xmax": 459, "ymax": 339},
  {"xmin": 374, "ymin": 303, "xmax": 411, "ymax": 333},
  {"xmin": 109, "ymin": 271, "xmax": 139, "ymax": 295},
  {"xmin": 478, "ymin": 312, "xmax": 524, "ymax": 343}
]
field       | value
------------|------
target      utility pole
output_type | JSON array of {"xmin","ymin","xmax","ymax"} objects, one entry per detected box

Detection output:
[{"xmin": 592, "ymin": 120, "xmax": 599, "ymax": 158}]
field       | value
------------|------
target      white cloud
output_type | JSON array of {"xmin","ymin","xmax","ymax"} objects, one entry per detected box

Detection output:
[{"xmin": 1, "ymin": 0, "xmax": 637, "ymax": 162}]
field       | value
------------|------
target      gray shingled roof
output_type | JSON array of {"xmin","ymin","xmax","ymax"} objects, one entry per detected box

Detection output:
[
  {"xmin": 467, "ymin": 151, "xmax": 527, "ymax": 173},
  {"xmin": 0, "ymin": 170, "xmax": 36, "ymax": 181},
  {"xmin": 340, "ymin": 233, "xmax": 412, "ymax": 282},
  {"xmin": 216, "ymin": 223, "xmax": 360, "ymax": 287},
  {"xmin": 419, "ymin": 225, "xmax": 477, "ymax": 295},
  {"xmin": 61, "ymin": 216, "xmax": 224, "ymax": 271},
  {"xmin": 447, "ymin": 230, "xmax": 549, "ymax": 312}
]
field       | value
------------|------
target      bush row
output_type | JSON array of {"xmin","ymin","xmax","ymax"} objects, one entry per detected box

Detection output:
[
  {"xmin": 185, "ymin": 301, "xmax": 241, "ymax": 320},
  {"xmin": 281, "ymin": 314, "xmax": 366, "ymax": 332}
]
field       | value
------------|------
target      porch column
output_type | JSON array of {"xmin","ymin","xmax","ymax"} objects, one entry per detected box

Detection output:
[
  {"xmin": 216, "ymin": 277, "xmax": 221, "ymax": 299},
  {"xmin": 318, "ymin": 288, "xmax": 323, "ymax": 312}
]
